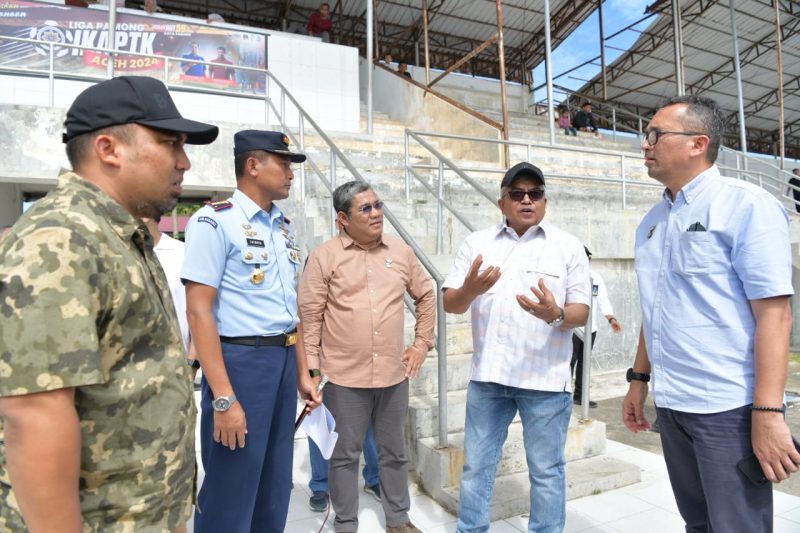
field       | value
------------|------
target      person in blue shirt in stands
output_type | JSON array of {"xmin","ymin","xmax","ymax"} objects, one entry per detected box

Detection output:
[
  {"xmin": 181, "ymin": 42, "xmax": 205, "ymax": 77},
  {"xmin": 623, "ymin": 95, "xmax": 800, "ymax": 532}
]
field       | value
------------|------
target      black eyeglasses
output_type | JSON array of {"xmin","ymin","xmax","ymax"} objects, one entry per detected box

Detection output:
[
  {"xmin": 355, "ymin": 200, "xmax": 384, "ymax": 215},
  {"xmin": 644, "ymin": 129, "xmax": 708, "ymax": 146},
  {"xmin": 505, "ymin": 188, "xmax": 545, "ymax": 202}
]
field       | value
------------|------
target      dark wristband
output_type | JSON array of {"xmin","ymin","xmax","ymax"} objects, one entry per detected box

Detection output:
[
  {"xmin": 309, "ymin": 369, "xmax": 321, "ymax": 378},
  {"xmin": 187, "ymin": 358, "xmax": 200, "ymax": 370},
  {"xmin": 751, "ymin": 405, "xmax": 785, "ymax": 413}
]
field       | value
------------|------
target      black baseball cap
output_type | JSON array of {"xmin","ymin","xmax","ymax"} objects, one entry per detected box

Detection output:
[
  {"xmin": 501, "ymin": 162, "xmax": 545, "ymax": 189},
  {"xmin": 233, "ymin": 130, "xmax": 307, "ymax": 163},
  {"xmin": 63, "ymin": 76, "xmax": 219, "ymax": 144}
]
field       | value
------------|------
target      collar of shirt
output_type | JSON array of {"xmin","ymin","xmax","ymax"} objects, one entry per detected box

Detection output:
[
  {"xmin": 233, "ymin": 188, "xmax": 283, "ymax": 224},
  {"xmin": 661, "ymin": 165, "xmax": 718, "ymax": 207},
  {"xmin": 338, "ymin": 229, "xmax": 386, "ymax": 251},
  {"xmin": 60, "ymin": 172, "xmax": 146, "ymax": 245},
  {"xmin": 495, "ymin": 218, "xmax": 551, "ymax": 241}
]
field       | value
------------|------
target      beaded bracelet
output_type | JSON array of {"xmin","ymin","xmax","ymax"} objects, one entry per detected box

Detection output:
[{"xmin": 751, "ymin": 405, "xmax": 786, "ymax": 413}]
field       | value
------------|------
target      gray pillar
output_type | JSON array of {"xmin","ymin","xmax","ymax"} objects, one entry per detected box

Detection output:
[
  {"xmin": 729, "ymin": 1, "xmax": 747, "ymax": 153},
  {"xmin": 672, "ymin": 0, "xmax": 684, "ymax": 95},
  {"xmin": 107, "ymin": 2, "xmax": 117, "ymax": 78},
  {"xmin": 544, "ymin": 0, "xmax": 555, "ymax": 145},
  {"xmin": 366, "ymin": 0, "xmax": 373, "ymax": 134}
]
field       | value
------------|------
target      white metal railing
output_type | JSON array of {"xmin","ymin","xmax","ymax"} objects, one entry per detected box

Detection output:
[
  {"xmin": 719, "ymin": 147, "xmax": 800, "ymax": 213},
  {"xmin": 405, "ymin": 129, "xmax": 663, "ymax": 253},
  {"xmin": 1, "ymin": 33, "xmax": 453, "ymax": 447},
  {"xmin": 265, "ymin": 73, "xmax": 450, "ymax": 446}
]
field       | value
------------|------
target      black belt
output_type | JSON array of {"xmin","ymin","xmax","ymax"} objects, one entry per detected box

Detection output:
[{"xmin": 220, "ymin": 331, "xmax": 297, "ymax": 347}]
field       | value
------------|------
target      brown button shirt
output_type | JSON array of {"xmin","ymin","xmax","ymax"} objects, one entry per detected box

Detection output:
[{"xmin": 299, "ymin": 232, "xmax": 436, "ymax": 388}]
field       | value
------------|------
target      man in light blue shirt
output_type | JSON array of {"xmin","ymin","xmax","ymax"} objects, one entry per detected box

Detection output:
[
  {"xmin": 622, "ymin": 95, "xmax": 800, "ymax": 532},
  {"xmin": 182, "ymin": 130, "xmax": 320, "ymax": 532}
]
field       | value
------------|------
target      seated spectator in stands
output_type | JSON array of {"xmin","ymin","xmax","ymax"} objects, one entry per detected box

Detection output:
[
  {"xmin": 558, "ymin": 108, "xmax": 576, "ymax": 136},
  {"xmin": 207, "ymin": 12, "xmax": 225, "ymax": 23},
  {"xmin": 574, "ymin": 102, "xmax": 599, "ymax": 135},
  {"xmin": 209, "ymin": 46, "xmax": 235, "ymax": 81},
  {"xmin": 398, "ymin": 63, "xmax": 412, "ymax": 78},
  {"xmin": 144, "ymin": 0, "xmax": 159, "ymax": 14},
  {"xmin": 307, "ymin": 3, "xmax": 333, "ymax": 42},
  {"xmin": 382, "ymin": 53, "xmax": 393, "ymax": 64},
  {"xmin": 181, "ymin": 42, "xmax": 206, "ymax": 77}
]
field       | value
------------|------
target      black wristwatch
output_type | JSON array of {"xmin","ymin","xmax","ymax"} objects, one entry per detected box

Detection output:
[
  {"xmin": 309, "ymin": 368, "xmax": 321, "ymax": 378},
  {"xmin": 626, "ymin": 368, "xmax": 651, "ymax": 383},
  {"xmin": 187, "ymin": 358, "xmax": 201, "ymax": 370}
]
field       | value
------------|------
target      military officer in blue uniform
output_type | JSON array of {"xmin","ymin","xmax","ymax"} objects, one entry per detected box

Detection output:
[{"xmin": 182, "ymin": 130, "xmax": 320, "ymax": 533}]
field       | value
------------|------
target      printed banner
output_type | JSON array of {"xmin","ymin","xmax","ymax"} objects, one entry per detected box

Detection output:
[{"xmin": 0, "ymin": 1, "xmax": 267, "ymax": 93}]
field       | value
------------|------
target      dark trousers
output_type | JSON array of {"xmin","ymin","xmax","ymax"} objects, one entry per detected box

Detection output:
[
  {"xmin": 569, "ymin": 332, "xmax": 596, "ymax": 399},
  {"xmin": 325, "ymin": 380, "xmax": 411, "ymax": 532},
  {"xmin": 194, "ymin": 343, "xmax": 297, "ymax": 533},
  {"xmin": 656, "ymin": 405, "xmax": 772, "ymax": 532}
]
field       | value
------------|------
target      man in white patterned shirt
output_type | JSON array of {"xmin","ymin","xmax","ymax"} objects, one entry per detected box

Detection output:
[{"xmin": 443, "ymin": 162, "xmax": 590, "ymax": 533}]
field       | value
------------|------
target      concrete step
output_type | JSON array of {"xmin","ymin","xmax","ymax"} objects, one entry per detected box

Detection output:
[
  {"xmin": 428, "ymin": 454, "xmax": 641, "ymax": 521},
  {"xmin": 407, "ymin": 353, "xmax": 473, "ymax": 397},
  {"xmin": 415, "ymin": 417, "xmax": 609, "ymax": 480}
]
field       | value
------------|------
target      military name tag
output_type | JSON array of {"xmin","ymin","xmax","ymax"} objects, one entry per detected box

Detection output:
[{"xmin": 246, "ymin": 238, "xmax": 265, "ymax": 248}]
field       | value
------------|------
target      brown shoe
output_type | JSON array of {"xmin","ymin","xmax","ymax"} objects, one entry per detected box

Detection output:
[{"xmin": 386, "ymin": 522, "xmax": 421, "ymax": 533}]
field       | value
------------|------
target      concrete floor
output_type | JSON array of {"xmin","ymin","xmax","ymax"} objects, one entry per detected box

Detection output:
[{"xmin": 581, "ymin": 358, "xmax": 800, "ymax": 498}]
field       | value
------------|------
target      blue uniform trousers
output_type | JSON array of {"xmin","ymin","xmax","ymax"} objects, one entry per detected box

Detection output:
[{"xmin": 194, "ymin": 342, "xmax": 297, "ymax": 533}]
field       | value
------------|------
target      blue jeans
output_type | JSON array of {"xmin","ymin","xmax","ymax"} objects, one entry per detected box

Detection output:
[
  {"xmin": 456, "ymin": 381, "xmax": 572, "ymax": 533},
  {"xmin": 308, "ymin": 425, "xmax": 380, "ymax": 493}
]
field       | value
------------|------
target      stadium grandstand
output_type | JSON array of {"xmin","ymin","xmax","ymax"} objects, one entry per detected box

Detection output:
[{"xmin": 2, "ymin": 0, "xmax": 799, "ymax": 529}]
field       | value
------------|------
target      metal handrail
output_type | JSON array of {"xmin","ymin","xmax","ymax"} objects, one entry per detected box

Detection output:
[
  {"xmin": 404, "ymin": 131, "xmax": 800, "ymax": 275},
  {"xmin": 2, "ymin": 32, "xmax": 453, "ymax": 447},
  {"xmin": 405, "ymin": 129, "xmax": 658, "ymax": 237},
  {"xmin": 264, "ymin": 71, "xmax": 451, "ymax": 447}
]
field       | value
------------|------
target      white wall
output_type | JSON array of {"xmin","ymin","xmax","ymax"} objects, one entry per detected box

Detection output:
[{"xmin": 267, "ymin": 32, "xmax": 360, "ymax": 133}]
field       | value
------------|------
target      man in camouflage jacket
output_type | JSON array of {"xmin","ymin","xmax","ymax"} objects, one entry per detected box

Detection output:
[{"xmin": 0, "ymin": 76, "xmax": 217, "ymax": 532}]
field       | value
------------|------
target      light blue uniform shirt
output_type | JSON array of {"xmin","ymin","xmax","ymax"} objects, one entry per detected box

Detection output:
[
  {"xmin": 635, "ymin": 165, "xmax": 793, "ymax": 413},
  {"xmin": 181, "ymin": 189, "xmax": 301, "ymax": 337}
]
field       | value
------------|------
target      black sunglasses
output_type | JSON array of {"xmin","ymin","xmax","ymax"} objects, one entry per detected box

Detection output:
[
  {"xmin": 355, "ymin": 200, "xmax": 384, "ymax": 215},
  {"xmin": 505, "ymin": 188, "xmax": 545, "ymax": 202}
]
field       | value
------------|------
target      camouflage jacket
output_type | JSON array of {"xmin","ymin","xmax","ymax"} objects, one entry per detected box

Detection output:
[{"xmin": 0, "ymin": 173, "xmax": 196, "ymax": 532}]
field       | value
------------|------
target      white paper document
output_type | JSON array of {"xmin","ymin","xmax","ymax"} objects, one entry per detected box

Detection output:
[{"xmin": 300, "ymin": 403, "xmax": 339, "ymax": 459}]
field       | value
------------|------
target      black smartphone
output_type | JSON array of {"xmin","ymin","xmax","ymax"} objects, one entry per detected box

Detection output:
[{"xmin": 737, "ymin": 437, "xmax": 800, "ymax": 486}]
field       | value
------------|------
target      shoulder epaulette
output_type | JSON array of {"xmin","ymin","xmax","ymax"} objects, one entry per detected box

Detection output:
[{"xmin": 205, "ymin": 200, "xmax": 233, "ymax": 212}]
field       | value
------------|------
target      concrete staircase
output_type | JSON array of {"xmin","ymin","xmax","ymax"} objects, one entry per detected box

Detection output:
[{"xmin": 281, "ymin": 106, "xmax": 645, "ymax": 521}]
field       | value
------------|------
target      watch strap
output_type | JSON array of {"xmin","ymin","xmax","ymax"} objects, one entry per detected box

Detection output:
[{"xmin": 626, "ymin": 368, "xmax": 651, "ymax": 383}]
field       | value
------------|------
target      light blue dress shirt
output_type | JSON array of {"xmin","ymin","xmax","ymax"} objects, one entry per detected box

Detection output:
[
  {"xmin": 181, "ymin": 189, "xmax": 301, "ymax": 337},
  {"xmin": 635, "ymin": 165, "xmax": 793, "ymax": 413}
]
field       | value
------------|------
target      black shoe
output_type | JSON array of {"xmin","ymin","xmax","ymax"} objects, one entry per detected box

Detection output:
[
  {"xmin": 363, "ymin": 483, "xmax": 381, "ymax": 502},
  {"xmin": 573, "ymin": 397, "xmax": 598, "ymax": 408},
  {"xmin": 309, "ymin": 491, "xmax": 328, "ymax": 512}
]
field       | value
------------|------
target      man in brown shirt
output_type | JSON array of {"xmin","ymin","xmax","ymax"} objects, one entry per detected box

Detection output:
[{"xmin": 299, "ymin": 180, "xmax": 435, "ymax": 533}]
